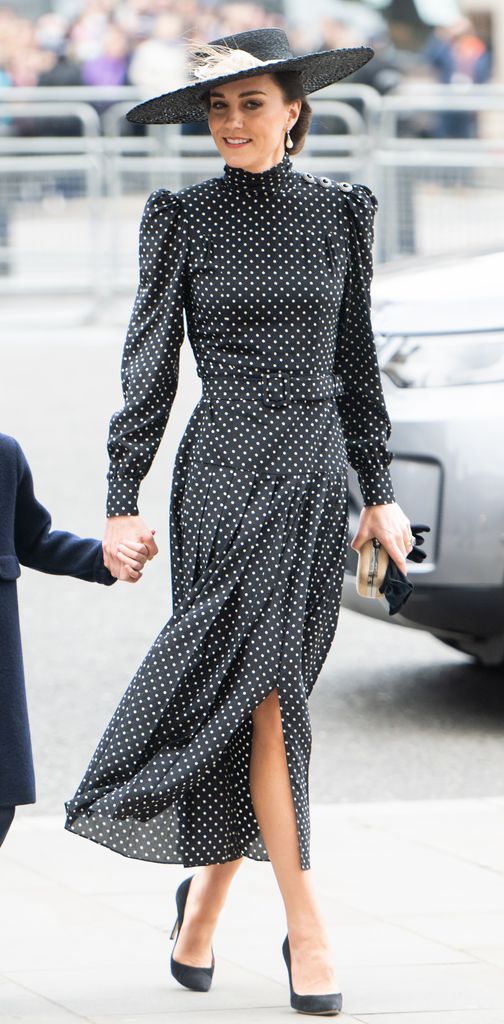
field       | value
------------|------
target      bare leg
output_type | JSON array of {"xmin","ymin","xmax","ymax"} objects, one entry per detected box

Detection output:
[
  {"xmin": 172, "ymin": 857, "xmax": 244, "ymax": 967},
  {"xmin": 249, "ymin": 687, "xmax": 339, "ymax": 996}
]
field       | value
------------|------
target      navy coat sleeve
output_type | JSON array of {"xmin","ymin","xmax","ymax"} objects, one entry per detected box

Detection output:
[
  {"xmin": 14, "ymin": 442, "xmax": 116, "ymax": 585},
  {"xmin": 334, "ymin": 184, "xmax": 396, "ymax": 507}
]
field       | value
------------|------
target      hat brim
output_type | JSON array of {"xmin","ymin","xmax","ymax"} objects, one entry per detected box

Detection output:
[{"xmin": 125, "ymin": 46, "xmax": 374, "ymax": 124}]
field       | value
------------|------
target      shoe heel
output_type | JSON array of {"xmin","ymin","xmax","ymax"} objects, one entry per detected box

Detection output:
[
  {"xmin": 170, "ymin": 874, "xmax": 215, "ymax": 993},
  {"xmin": 282, "ymin": 934, "xmax": 342, "ymax": 1016}
]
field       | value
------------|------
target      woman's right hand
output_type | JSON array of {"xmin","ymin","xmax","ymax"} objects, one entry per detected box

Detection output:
[{"xmin": 103, "ymin": 515, "xmax": 158, "ymax": 581}]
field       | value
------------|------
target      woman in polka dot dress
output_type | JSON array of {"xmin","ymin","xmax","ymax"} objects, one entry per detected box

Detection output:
[{"xmin": 64, "ymin": 28, "xmax": 413, "ymax": 1015}]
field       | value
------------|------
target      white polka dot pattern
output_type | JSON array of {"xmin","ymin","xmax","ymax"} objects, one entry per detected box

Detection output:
[{"xmin": 64, "ymin": 151, "xmax": 396, "ymax": 871}]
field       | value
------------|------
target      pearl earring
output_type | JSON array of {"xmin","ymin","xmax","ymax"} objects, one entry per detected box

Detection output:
[{"xmin": 285, "ymin": 128, "xmax": 293, "ymax": 149}]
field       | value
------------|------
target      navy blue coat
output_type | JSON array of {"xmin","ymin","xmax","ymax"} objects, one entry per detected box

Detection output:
[{"xmin": 0, "ymin": 433, "xmax": 116, "ymax": 807}]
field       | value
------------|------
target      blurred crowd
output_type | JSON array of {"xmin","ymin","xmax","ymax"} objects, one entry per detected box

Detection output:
[
  {"xmin": 0, "ymin": 0, "xmax": 492, "ymax": 95},
  {"xmin": 0, "ymin": 2, "xmax": 311, "ymax": 90},
  {"xmin": 0, "ymin": 0, "xmax": 404, "ymax": 92}
]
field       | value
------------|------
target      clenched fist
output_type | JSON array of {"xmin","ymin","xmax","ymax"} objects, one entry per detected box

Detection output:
[{"xmin": 103, "ymin": 514, "xmax": 159, "ymax": 582}]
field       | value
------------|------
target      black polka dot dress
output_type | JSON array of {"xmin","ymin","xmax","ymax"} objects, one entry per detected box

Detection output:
[{"xmin": 64, "ymin": 151, "xmax": 396, "ymax": 870}]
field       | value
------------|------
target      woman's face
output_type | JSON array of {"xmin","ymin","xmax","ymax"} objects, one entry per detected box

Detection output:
[{"xmin": 207, "ymin": 72, "xmax": 301, "ymax": 173}]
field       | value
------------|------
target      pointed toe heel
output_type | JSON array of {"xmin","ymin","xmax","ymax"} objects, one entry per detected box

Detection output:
[
  {"xmin": 282, "ymin": 934, "xmax": 342, "ymax": 1016},
  {"xmin": 169, "ymin": 874, "xmax": 215, "ymax": 992}
]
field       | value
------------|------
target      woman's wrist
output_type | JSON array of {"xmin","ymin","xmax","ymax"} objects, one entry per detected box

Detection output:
[
  {"xmin": 357, "ymin": 464, "xmax": 396, "ymax": 507},
  {"xmin": 363, "ymin": 500, "xmax": 397, "ymax": 510},
  {"xmin": 106, "ymin": 476, "xmax": 140, "ymax": 518}
]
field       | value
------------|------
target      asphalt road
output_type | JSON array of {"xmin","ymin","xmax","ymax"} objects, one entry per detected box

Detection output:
[{"xmin": 2, "ymin": 313, "xmax": 503, "ymax": 815}]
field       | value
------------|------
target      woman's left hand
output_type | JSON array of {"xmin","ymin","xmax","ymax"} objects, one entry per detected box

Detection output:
[{"xmin": 350, "ymin": 502, "xmax": 413, "ymax": 576}]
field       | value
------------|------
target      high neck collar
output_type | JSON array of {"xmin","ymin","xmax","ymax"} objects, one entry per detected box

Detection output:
[{"xmin": 221, "ymin": 150, "xmax": 295, "ymax": 196}]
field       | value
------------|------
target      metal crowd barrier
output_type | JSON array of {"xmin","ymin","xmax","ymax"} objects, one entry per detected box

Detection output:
[{"xmin": 0, "ymin": 83, "xmax": 503, "ymax": 323}]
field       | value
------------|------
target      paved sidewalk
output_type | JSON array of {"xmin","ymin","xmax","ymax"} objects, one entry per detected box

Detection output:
[{"xmin": 2, "ymin": 798, "xmax": 504, "ymax": 1023}]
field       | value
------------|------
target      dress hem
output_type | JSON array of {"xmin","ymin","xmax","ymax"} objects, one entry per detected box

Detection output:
[{"xmin": 63, "ymin": 818, "xmax": 310, "ymax": 869}]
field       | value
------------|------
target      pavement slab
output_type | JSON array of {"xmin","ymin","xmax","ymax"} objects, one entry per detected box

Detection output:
[{"xmin": 1, "ymin": 800, "xmax": 504, "ymax": 1023}]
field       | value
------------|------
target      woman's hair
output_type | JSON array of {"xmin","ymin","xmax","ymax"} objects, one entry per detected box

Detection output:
[{"xmin": 199, "ymin": 70, "xmax": 312, "ymax": 155}]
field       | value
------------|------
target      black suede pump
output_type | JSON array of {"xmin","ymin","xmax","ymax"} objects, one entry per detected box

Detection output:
[
  {"xmin": 169, "ymin": 875, "xmax": 215, "ymax": 992},
  {"xmin": 282, "ymin": 934, "xmax": 342, "ymax": 1016}
]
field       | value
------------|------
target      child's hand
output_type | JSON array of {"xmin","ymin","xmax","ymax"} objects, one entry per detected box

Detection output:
[
  {"xmin": 103, "ymin": 516, "xmax": 158, "ymax": 579},
  {"xmin": 115, "ymin": 538, "xmax": 151, "ymax": 583}
]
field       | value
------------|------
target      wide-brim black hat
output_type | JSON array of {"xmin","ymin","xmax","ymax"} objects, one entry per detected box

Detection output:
[{"xmin": 126, "ymin": 27, "xmax": 374, "ymax": 125}]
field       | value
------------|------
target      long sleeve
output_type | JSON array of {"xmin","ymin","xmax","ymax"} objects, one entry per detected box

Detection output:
[
  {"xmin": 106, "ymin": 188, "xmax": 189, "ymax": 517},
  {"xmin": 13, "ymin": 442, "xmax": 116, "ymax": 585},
  {"xmin": 334, "ymin": 183, "xmax": 396, "ymax": 507}
]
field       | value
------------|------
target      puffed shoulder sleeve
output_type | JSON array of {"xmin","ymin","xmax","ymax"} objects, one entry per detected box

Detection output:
[
  {"xmin": 106, "ymin": 188, "xmax": 188, "ymax": 517},
  {"xmin": 333, "ymin": 183, "xmax": 396, "ymax": 507}
]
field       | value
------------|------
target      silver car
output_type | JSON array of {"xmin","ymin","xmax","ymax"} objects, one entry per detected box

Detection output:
[{"xmin": 341, "ymin": 249, "xmax": 504, "ymax": 667}]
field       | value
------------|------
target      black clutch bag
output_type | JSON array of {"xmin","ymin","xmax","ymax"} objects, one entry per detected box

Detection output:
[{"xmin": 356, "ymin": 523, "xmax": 431, "ymax": 616}]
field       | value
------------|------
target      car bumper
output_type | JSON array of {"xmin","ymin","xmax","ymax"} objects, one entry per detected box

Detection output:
[{"xmin": 343, "ymin": 566, "xmax": 504, "ymax": 637}]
